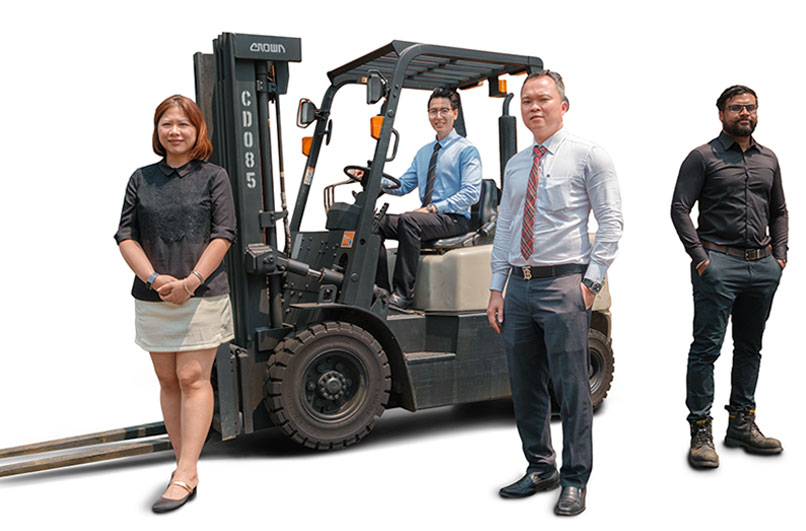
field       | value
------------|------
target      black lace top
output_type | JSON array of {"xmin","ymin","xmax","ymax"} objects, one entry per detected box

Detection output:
[{"xmin": 115, "ymin": 159, "xmax": 236, "ymax": 301}]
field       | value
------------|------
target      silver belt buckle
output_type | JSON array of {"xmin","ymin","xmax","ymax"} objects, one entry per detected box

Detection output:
[
  {"xmin": 745, "ymin": 249, "xmax": 759, "ymax": 260},
  {"xmin": 522, "ymin": 266, "xmax": 532, "ymax": 280}
]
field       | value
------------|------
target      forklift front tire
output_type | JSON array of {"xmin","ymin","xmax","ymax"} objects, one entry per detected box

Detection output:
[{"xmin": 263, "ymin": 322, "xmax": 392, "ymax": 450}]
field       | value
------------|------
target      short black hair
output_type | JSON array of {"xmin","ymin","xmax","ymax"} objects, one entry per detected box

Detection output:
[
  {"xmin": 716, "ymin": 85, "xmax": 757, "ymax": 110},
  {"xmin": 428, "ymin": 87, "xmax": 460, "ymax": 110},
  {"xmin": 522, "ymin": 70, "xmax": 568, "ymax": 107}
]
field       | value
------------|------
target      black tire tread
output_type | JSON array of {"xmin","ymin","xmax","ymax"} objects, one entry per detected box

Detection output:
[
  {"xmin": 263, "ymin": 321, "xmax": 391, "ymax": 450},
  {"xmin": 589, "ymin": 328, "xmax": 614, "ymax": 409}
]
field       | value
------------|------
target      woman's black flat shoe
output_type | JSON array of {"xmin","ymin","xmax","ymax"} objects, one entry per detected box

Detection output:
[{"xmin": 152, "ymin": 480, "xmax": 197, "ymax": 513}]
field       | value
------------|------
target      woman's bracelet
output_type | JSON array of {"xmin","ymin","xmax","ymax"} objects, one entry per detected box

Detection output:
[
  {"xmin": 182, "ymin": 279, "xmax": 194, "ymax": 296},
  {"xmin": 191, "ymin": 270, "xmax": 205, "ymax": 284}
]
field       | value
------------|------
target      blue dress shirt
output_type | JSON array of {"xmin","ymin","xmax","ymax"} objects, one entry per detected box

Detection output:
[
  {"xmin": 490, "ymin": 128, "xmax": 623, "ymax": 291},
  {"xmin": 384, "ymin": 129, "xmax": 482, "ymax": 219}
]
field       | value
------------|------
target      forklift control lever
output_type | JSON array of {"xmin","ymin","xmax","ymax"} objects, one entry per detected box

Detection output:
[{"xmin": 372, "ymin": 203, "xmax": 389, "ymax": 233}]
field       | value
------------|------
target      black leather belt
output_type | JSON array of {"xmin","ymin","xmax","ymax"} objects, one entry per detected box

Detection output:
[
  {"xmin": 701, "ymin": 241, "xmax": 772, "ymax": 261},
  {"xmin": 510, "ymin": 264, "xmax": 586, "ymax": 280}
]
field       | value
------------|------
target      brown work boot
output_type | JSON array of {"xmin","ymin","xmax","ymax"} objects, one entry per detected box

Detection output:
[
  {"xmin": 689, "ymin": 419, "xmax": 719, "ymax": 468},
  {"xmin": 724, "ymin": 410, "xmax": 783, "ymax": 454}
]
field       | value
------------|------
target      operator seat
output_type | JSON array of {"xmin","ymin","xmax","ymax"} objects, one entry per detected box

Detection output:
[
  {"xmin": 423, "ymin": 178, "xmax": 499, "ymax": 251},
  {"xmin": 384, "ymin": 179, "xmax": 499, "ymax": 311}
]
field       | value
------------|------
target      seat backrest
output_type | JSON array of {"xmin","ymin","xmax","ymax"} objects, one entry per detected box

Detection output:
[
  {"xmin": 422, "ymin": 179, "xmax": 499, "ymax": 251},
  {"xmin": 468, "ymin": 179, "xmax": 498, "ymax": 232}
]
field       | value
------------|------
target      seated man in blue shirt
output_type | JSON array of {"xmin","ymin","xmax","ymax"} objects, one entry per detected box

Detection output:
[{"xmin": 377, "ymin": 87, "xmax": 482, "ymax": 309}]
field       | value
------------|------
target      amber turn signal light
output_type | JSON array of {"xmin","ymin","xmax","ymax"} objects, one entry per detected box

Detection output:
[{"xmin": 370, "ymin": 116, "xmax": 383, "ymax": 140}]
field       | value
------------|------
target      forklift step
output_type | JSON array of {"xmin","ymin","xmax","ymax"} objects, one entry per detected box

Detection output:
[{"xmin": 404, "ymin": 351, "xmax": 457, "ymax": 365}]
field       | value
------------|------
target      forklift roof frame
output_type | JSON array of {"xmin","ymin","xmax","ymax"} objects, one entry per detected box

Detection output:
[
  {"xmin": 326, "ymin": 40, "xmax": 543, "ymax": 91},
  {"xmin": 290, "ymin": 42, "xmax": 543, "ymax": 310}
]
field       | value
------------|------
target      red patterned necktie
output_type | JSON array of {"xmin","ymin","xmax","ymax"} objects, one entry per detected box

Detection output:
[{"xmin": 520, "ymin": 145, "xmax": 546, "ymax": 260}]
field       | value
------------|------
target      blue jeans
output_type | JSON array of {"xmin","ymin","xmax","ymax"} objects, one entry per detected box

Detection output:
[
  {"xmin": 686, "ymin": 250, "xmax": 782, "ymax": 422},
  {"xmin": 503, "ymin": 272, "xmax": 593, "ymax": 488}
]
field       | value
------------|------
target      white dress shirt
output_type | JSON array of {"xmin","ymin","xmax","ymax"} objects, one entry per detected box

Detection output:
[{"xmin": 490, "ymin": 127, "xmax": 623, "ymax": 291}]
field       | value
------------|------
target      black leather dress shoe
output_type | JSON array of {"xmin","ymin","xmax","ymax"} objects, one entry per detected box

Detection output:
[
  {"xmin": 498, "ymin": 470, "xmax": 560, "ymax": 498},
  {"xmin": 554, "ymin": 486, "xmax": 586, "ymax": 516}
]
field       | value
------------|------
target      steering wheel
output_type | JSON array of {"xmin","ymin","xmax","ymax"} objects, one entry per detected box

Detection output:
[{"xmin": 343, "ymin": 165, "xmax": 401, "ymax": 190}]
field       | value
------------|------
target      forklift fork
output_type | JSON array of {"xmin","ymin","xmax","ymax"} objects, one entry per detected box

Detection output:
[{"xmin": 0, "ymin": 422, "xmax": 185, "ymax": 478}]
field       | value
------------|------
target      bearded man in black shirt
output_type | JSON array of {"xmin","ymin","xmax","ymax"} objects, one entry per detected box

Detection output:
[{"xmin": 671, "ymin": 85, "xmax": 788, "ymax": 469}]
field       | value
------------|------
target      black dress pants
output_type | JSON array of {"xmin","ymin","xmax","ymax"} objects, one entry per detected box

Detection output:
[
  {"xmin": 376, "ymin": 211, "xmax": 467, "ymax": 298},
  {"xmin": 503, "ymin": 272, "xmax": 593, "ymax": 488}
]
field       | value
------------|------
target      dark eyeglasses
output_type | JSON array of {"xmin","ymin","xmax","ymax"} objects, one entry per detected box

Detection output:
[{"xmin": 725, "ymin": 104, "xmax": 757, "ymax": 114}]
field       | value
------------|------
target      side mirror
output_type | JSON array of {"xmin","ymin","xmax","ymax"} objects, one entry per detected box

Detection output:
[
  {"xmin": 296, "ymin": 98, "xmax": 317, "ymax": 128},
  {"xmin": 366, "ymin": 71, "xmax": 386, "ymax": 105}
]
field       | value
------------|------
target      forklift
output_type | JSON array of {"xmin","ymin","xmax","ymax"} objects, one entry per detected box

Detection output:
[{"xmin": 0, "ymin": 33, "xmax": 614, "ymax": 475}]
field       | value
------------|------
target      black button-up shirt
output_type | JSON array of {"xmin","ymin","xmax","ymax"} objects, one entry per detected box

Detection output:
[
  {"xmin": 115, "ymin": 159, "xmax": 237, "ymax": 301},
  {"xmin": 671, "ymin": 132, "xmax": 788, "ymax": 264}
]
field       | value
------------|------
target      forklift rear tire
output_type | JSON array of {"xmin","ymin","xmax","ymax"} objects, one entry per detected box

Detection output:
[
  {"xmin": 263, "ymin": 321, "xmax": 391, "ymax": 450},
  {"xmin": 549, "ymin": 328, "xmax": 614, "ymax": 412},
  {"xmin": 588, "ymin": 328, "xmax": 614, "ymax": 410}
]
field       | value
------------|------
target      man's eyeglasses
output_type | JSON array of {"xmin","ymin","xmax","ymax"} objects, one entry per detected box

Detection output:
[
  {"xmin": 725, "ymin": 104, "xmax": 757, "ymax": 114},
  {"xmin": 428, "ymin": 108, "xmax": 454, "ymax": 117}
]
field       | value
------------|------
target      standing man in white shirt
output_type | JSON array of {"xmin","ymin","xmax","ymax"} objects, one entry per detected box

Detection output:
[{"xmin": 486, "ymin": 71, "xmax": 622, "ymax": 516}]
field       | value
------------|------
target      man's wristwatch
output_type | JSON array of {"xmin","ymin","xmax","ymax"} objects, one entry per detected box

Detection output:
[
  {"xmin": 427, "ymin": 203, "xmax": 437, "ymax": 213},
  {"xmin": 582, "ymin": 278, "xmax": 602, "ymax": 294},
  {"xmin": 146, "ymin": 272, "xmax": 160, "ymax": 290}
]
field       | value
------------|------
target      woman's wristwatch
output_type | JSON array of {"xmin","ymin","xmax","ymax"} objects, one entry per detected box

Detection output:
[{"xmin": 146, "ymin": 272, "xmax": 160, "ymax": 290}]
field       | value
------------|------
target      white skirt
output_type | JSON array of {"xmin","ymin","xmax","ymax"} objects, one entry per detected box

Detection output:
[{"xmin": 134, "ymin": 294, "xmax": 235, "ymax": 352}]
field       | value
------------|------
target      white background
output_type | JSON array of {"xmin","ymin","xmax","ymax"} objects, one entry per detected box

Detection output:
[{"xmin": 1, "ymin": 0, "xmax": 803, "ymax": 528}]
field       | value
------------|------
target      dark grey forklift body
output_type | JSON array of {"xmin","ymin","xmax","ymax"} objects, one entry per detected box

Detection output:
[
  {"xmin": 200, "ymin": 34, "xmax": 614, "ymax": 450},
  {"xmin": 0, "ymin": 33, "xmax": 614, "ymax": 476}
]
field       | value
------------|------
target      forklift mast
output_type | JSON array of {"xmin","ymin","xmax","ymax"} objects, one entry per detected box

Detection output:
[
  {"xmin": 194, "ymin": 33, "xmax": 300, "ymax": 347},
  {"xmin": 193, "ymin": 34, "xmax": 304, "ymax": 437}
]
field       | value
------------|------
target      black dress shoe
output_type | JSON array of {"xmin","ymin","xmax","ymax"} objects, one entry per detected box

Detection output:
[
  {"xmin": 388, "ymin": 292, "xmax": 414, "ymax": 310},
  {"xmin": 499, "ymin": 470, "xmax": 560, "ymax": 498},
  {"xmin": 554, "ymin": 486, "xmax": 586, "ymax": 516},
  {"xmin": 152, "ymin": 481, "xmax": 197, "ymax": 514}
]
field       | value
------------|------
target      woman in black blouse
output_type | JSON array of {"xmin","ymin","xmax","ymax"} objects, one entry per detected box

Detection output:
[{"xmin": 115, "ymin": 95, "xmax": 236, "ymax": 513}]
